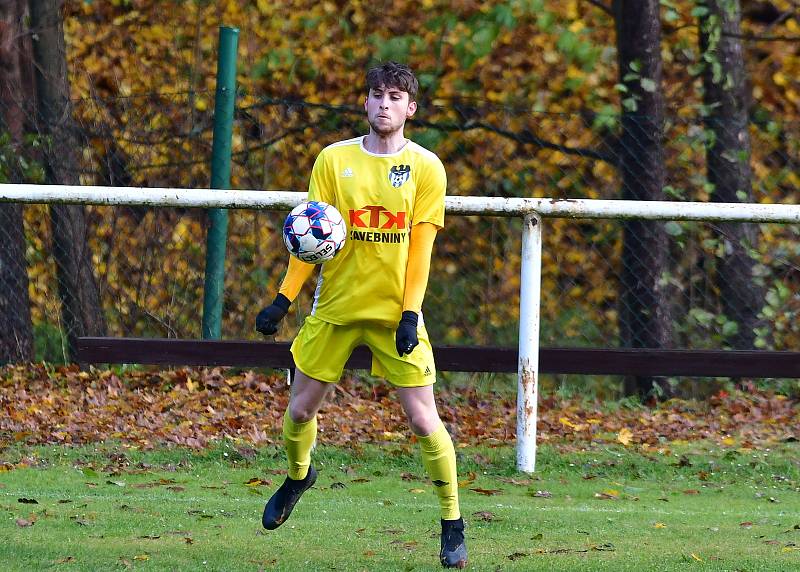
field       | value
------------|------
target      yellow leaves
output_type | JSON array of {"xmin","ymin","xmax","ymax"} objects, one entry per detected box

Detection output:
[
  {"xmin": 653, "ymin": 522, "xmax": 666, "ymax": 528},
  {"xmin": 568, "ymin": 20, "xmax": 584, "ymax": 34},
  {"xmin": 559, "ymin": 416, "xmax": 578, "ymax": 429},
  {"xmin": 773, "ymin": 72, "xmax": 788, "ymax": 87},
  {"xmin": 256, "ymin": 0, "xmax": 273, "ymax": 14},
  {"xmin": 617, "ymin": 427, "xmax": 633, "ymax": 446}
]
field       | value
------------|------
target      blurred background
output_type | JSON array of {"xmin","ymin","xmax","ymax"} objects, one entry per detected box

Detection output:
[{"xmin": 1, "ymin": 0, "xmax": 799, "ymax": 399}]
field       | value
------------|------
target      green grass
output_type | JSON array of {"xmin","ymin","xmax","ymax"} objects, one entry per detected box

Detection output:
[{"xmin": 1, "ymin": 441, "xmax": 799, "ymax": 571}]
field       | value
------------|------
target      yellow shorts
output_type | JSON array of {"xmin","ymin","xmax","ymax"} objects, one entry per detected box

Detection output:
[{"xmin": 290, "ymin": 315, "xmax": 436, "ymax": 387}]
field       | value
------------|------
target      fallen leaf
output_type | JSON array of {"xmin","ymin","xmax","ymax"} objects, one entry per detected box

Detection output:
[
  {"xmin": 472, "ymin": 511, "xmax": 497, "ymax": 521},
  {"xmin": 470, "ymin": 488, "xmax": 503, "ymax": 496},
  {"xmin": 617, "ymin": 428, "xmax": 633, "ymax": 446},
  {"xmin": 16, "ymin": 518, "xmax": 34, "ymax": 527},
  {"xmin": 351, "ymin": 478, "xmax": 370, "ymax": 483},
  {"xmin": 133, "ymin": 554, "xmax": 150, "ymax": 561},
  {"xmin": 683, "ymin": 489, "xmax": 700, "ymax": 495},
  {"xmin": 458, "ymin": 471, "xmax": 477, "ymax": 488},
  {"xmin": 17, "ymin": 498, "xmax": 38, "ymax": 504},
  {"xmin": 740, "ymin": 522, "xmax": 754, "ymax": 528},
  {"xmin": 507, "ymin": 552, "xmax": 527, "ymax": 560},
  {"xmin": 408, "ymin": 488, "xmax": 426, "ymax": 494},
  {"xmin": 498, "ymin": 477, "xmax": 533, "ymax": 486},
  {"xmin": 594, "ymin": 489, "xmax": 620, "ymax": 500},
  {"xmin": 54, "ymin": 556, "xmax": 75, "ymax": 564},
  {"xmin": 654, "ymin": 522, "xmax": 667, "ymax": 529},
  {"xmin": 244, "ymin": 478, "xmax": 271, "ymax": 487},
  {"xmin": 529, "ymin": 490, "xmax": 552, "ymax": 498},
  {"xmin": 690, "ymin": 553, "xmax": 703, "ymax": 562}
]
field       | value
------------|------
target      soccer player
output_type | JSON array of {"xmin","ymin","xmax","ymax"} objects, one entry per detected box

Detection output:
[{"xmin": 256, "ymin": 61, "xmax": 467, "ymax": 569}]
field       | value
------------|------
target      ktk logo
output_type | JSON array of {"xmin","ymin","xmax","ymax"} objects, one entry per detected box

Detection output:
[{"xmin": 349, "ymin": 205, "xmax": 406, "ymax": 229}]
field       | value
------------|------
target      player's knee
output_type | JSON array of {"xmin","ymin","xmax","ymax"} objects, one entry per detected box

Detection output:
[
  {"xmin": 408, "ymin": 413, "xmax": 439, "ymax": 437},
  {"xmin": 288, "ymin": 403, "xmax": 316, "ymax": 424}
]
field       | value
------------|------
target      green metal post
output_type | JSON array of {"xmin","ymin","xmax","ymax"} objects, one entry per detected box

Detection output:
[{"xmin": 202, "ymin": 26, "xmax": 239, "ymax": 339}]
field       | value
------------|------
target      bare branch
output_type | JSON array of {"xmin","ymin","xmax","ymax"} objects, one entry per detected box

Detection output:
[
  {"xmin": 583, "ymin": 0, "xmax": 613, "ymax": 16},
  {"xmin": 723, "ymin": 31, "xmax": 800, "ymax": 42}
]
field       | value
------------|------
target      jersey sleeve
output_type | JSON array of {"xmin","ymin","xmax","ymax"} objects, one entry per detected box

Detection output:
[
  {"xmin": 307, "ymin": 149, "xmax": 336, "ymax": 204},
  {"xmin": 412, "ymin": 153, "xmax": 446, "ymax": 229}
]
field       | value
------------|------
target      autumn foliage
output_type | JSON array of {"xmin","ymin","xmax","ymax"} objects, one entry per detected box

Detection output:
[
  {"xmin": 1, "ymin": 364, "xmax": 796, "ymax": 450},
  {"xmin": 8, "ymin": 1, "xmax": 800, "ymax": 358}
]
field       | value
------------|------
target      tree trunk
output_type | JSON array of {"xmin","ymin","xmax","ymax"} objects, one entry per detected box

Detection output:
[
  {"xmin": 29, "ymin": 0, "xmax": 106, "ymax": 360},
  {"xmin": 699, "ymin": 0, "xmax": 764, "ymax": 349},
  {"xmin": 614, "ymin": 0, "xmax": 673, "ymax": 398},
  {"xmin": 0, "ymin": 0, "xmax": 34, "ymax": 362}
]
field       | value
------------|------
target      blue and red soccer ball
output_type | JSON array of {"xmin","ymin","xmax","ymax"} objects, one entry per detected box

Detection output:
[{"xmin": 282, "ymin": 201, "xmax": 346, "ymax": 264}]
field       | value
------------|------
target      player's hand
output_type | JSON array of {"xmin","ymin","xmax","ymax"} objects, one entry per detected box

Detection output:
[
  {"xmin": 395, "ymin": 311, "xmax": 419, "ymax": 356},
  {"xmin": 255, "ymin": 294, "xmax": 291, "ymax": 336}
]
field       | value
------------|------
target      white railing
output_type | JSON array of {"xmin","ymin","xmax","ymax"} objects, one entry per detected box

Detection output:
[{"xmin": 5, "ymin": 182, "xmax": 800, "ymax": 472}]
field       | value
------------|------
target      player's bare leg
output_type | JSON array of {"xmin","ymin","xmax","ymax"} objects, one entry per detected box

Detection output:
[
  {"xmin": 398, "ymin": 385, "xmax": 468, "ymax": 569},
  {"xmin": 262, "ymin": 370, "xmax": 333, "ymax": 530}
]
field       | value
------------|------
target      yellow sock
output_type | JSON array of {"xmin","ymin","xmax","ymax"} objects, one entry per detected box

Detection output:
[
  {"xmin": 282, "ymin": 409, "xmax": 316, "ymax": 480},
  {"xmin": 417, "ymin": 422, "xmax": 461, "ymax": 520}
]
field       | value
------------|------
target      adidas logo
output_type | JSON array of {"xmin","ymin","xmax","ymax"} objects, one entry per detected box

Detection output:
[
  {"xmin": 424, "ymin": 366, "xmax": 432, "ymax": 376},
  {"xmin": 341, "ymin": 167, "xmax": 354, "ymax": 178}
]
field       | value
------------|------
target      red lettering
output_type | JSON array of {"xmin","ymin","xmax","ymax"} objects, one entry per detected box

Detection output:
[
  {"xmin": 381, "ymin": 210, "xmax": 406, "ymax": 229},
  {"xmin": 349, "ymin": 209, "xmax": 368, "ymax": 228},
  {"xmin": 352, "ymin": 205, "xmax": 406, "ymax": 229},
  {"xmin": 364, "ymin": 205, "xmax": 385, "ymax": 228}
]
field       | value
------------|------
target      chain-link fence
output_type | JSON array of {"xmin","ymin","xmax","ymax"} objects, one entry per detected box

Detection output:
[{"xmin": 1, "ymin": 92, "xmax": 799, "ymax": 394}]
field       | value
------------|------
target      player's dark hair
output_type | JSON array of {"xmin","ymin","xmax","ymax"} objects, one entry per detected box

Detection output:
[{"xmin": 366, "ymin": 61, "xmax": 419, "ymax": 101}]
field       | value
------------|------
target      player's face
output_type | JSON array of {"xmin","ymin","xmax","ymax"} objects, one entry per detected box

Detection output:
[{"xmin": 364, "ymin": 85, "xmax": 417, "ymax": 136}]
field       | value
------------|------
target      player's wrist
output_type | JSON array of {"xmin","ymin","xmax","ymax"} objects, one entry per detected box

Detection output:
[
  {"xmin": 400, "ymin": 310, "xmax": 418, "ymax": 326},
  {"xmin": 273, "ymin": 293, "xmax": 292, "ymax": 312}
]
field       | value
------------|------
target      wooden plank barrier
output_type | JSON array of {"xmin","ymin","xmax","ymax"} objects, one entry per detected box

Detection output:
[{"xmin": 77, "ymin": 337, "xmax": 800, "ymax": 378}]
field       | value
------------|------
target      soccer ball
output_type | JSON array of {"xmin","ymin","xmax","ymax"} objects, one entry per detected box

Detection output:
[{"xmin": 282, "ymin": 201, "xmax": 346, "ymax": 264}]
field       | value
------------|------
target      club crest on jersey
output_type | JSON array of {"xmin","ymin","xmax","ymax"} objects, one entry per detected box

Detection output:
[{"xmin": 389, "ymin": 164, "xmax": 411, "ymax": 188}]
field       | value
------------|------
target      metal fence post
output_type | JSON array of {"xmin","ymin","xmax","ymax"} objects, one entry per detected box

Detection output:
[
  {"xmin": 202, "ymin": 26, "xmax": 239, "ymax": 339},
  {"xmin": 517, "ymin": 213, "xmax": 543, "ymax": 473}
]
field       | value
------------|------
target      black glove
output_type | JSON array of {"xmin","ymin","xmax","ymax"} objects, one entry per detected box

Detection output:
[
  {"xmin": 395, "ymin": 310, "xmax": 419, "ymax": 356},
  {"xmin": 255, "ymin": 294, "xmax": 291, "ymax": 336}
]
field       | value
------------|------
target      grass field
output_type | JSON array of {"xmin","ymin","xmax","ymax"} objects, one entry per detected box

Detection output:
[{"xmin": 1, "ymin": 440, "xmax": 798, "ymax": 571}]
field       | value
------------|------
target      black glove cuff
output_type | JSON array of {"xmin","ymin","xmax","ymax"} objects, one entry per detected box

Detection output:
[
  {"xmin": 273, "ymin": 293, "xmax": 292, "ymax": 313},
  {"xmin": 400, "ymin": 310, "xmax": 418, "ymax": 327}
]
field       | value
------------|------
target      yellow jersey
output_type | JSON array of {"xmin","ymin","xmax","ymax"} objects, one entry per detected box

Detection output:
[{"xmin": 306, "ymin": 135, "xmax": 446, "ymax": 327}]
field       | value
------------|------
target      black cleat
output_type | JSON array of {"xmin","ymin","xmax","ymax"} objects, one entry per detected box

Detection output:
[
  {"xmin": 262, "ymin": 466, "xmax": 317, "ymax": 530},
  {"xmin": 440, "ymin": 517, "xmax": 468, "ymax": 568}
]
